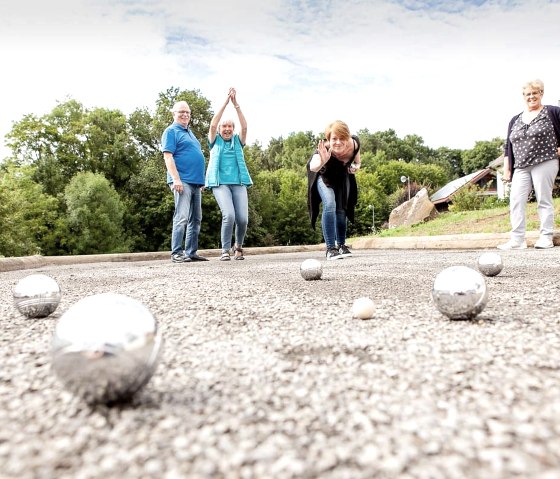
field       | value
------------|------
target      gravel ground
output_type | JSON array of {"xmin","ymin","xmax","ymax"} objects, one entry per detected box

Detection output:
[{"xmin": 1, "ymin": 248, "xmax": 560, "ymax": 479}]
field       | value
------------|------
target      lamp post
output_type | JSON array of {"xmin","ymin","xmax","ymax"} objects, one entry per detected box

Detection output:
[
  {"xmin": 368, "ymin": 204, "xmax": 376, "ymax": 232},
  {"xmin": 400, "ymin": 175, "xmax": 410, "ymax": 201}
]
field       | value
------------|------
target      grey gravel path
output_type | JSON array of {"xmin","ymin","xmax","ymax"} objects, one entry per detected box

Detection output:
[{"xmin": 1, "ymin": 248, "xmax": 560, "ymax": 479}]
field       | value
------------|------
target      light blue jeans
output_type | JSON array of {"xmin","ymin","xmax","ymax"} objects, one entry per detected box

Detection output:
[
  {"xmin": 316, "ymin": 176, "xmax": 348, "ymax": 249},
  {"xmin": 170, "ymin": 183, "xmax": 202, "ymax": 256},
  {"xmin": 509, "ymin": 158, "xmax": 559, "ymax": 241},
  {"xmin": 212, "ymin": 185, "xmax": 248, "ymax": 251}
]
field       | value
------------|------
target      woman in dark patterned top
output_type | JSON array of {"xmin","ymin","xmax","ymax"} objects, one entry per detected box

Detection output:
[
  {"xmin": 307, "ymin": 120, "xmax": 361, "ymax": 260},
  {"xmin": 498, "ymin": 79, "xmax": 560, "ymax": 250}
]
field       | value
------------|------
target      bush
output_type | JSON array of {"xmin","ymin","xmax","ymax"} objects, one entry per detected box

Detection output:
[
  {"xmin": 64, "ymin": 172, "xmax": 130, "ymax": 254},
  {"xmin": 450, "ymin": 184, "xmax": 505, "ymax": 211}
]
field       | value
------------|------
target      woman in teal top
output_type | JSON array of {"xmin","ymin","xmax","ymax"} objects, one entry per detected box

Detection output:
[{"xmin": 206, "ymin": 88, "xmax": 253, "ymax": 260}]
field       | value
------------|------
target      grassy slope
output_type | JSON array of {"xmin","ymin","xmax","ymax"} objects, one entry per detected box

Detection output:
[{"xmin": 349, "ymin": 198, "xmax": 560, "ymax": 241}]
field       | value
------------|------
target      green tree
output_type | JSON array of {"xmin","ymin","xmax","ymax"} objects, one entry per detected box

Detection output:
[
  {"xmin": 124, "ymin": 155, "xmax": 175, "ymax": 252},
  {"xmin": 6, "ymin": 100, "xmax": 86, "ymax": 197},
  {"xmin": 350, "ymin": 171, "xmax": 391, "ymax": 234},
  {"xmin": 64, "ymin": 172, "xmax": 129, "ymax": 254},
  {"xmin": 433, "ymin": 146, "xmax": 464, "ymax": 178},
  {"xmin": 261, "ymin": 136, "xmax": 285, "ymax": 171},
  {"xmin": 374, "ymin": 160, "xmax": 448, "ymax": 196},
  {"xmin": 0, "ymin": 162, "xmax": 62, "ymax": 257},
  {"xmin": 243, "ymin": 141, "xmax": 267, "ymax": 174},
  {"xmin": 6, "ymin": 99, "xmax": 142, "ymax": 197},
  {"xmin": 83, "ymin": 107, "xmax": 142, "ymax": 191},
  {"xmin": 277, "ymin": 131, "xmax": 318, "ymax": 172},
  {"xmin": 249, "ymin": 171, "xmax": 279, "ymax": 245},
  {"xmin": 275, "ymin": 170, "xmax": 319, "ymax": 245},
  {"xmin": 461, "ymin": 138, "xmax": 503, "ymax": 175}
]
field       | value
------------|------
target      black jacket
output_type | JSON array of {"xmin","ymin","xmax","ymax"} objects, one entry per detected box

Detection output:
[{"xmin": 306, "ymin": 135, "xmax": 360, "ymax": 229}]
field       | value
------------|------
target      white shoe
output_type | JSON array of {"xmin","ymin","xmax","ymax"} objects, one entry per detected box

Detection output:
[
  {"xmin": 497, "ymin": 239, "xmax": 527, "ymax": 250},
  {"xmin": 534, "ymin": 236, "xmax": 554, "ymax": 249}
]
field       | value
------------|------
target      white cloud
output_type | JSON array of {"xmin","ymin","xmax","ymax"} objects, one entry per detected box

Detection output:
[{"xmin": 1, "ymin": 0, "xmax": 560, "ymax": 160}]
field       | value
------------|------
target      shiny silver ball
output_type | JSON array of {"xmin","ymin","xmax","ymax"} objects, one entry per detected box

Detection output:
[
  {"xmin": 477, "ymin": 252, "xmax": 504, "ymax": 277},
  {"xmin": 432, "ymin": 266, "xmax": 488, "ymax": 320},
  {"xmin": 300, "ymin": 258, "xmax": 323, "ymax": 280},
  {"xmin": 51, "ymin": 293, "xmax": 163, "ymax": 404},
  {"xmin": 13, "ymin": 274, "xmax": 61, "ymax": 318}
]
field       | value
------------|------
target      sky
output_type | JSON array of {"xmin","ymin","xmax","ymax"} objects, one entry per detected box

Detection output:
[{"xmin": 1, "ymin": 0, "xmax": 560, "ymax": 161}]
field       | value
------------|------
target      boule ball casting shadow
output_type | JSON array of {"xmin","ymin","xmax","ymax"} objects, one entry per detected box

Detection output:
[
  {"xmin": 432, "ymin": 265, "xmax": 488, "ymax": 320},
  {"xmin": 51, "ymin": 293, "xmax": 163, "ymax": 404},
  {"xmin": 477, "ymin": 252, "xmax": 504, "ymax": 277},
  {"xmin": 13, "ymin": 273, "xmax": 61, "ymax": 318},
  {"xmin": 300, "ymin": 258, "xmax": 323, "ymax": 281}
]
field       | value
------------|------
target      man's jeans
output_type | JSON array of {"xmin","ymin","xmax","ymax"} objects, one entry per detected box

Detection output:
[{"xmin": 170, "ymin": 183, "xmax": 202, "ymax": 256}]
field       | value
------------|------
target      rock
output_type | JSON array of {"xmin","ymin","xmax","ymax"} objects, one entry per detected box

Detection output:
[{"xmin": 388, "ymin": 188, "xmax": 438, "ymax": 228}]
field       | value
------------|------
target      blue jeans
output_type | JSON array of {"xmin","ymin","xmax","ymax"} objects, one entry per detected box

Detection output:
[
  {"xmin": 212, "ymin": 185, "xmax": 248, "ymax": 251},
  {"xmin": 316, "ymin": 176, "xmax": 347, "ymax": 249},
  {"xmin": 170, "ymin": 183, "xmax": 202, "ymax": 256}
]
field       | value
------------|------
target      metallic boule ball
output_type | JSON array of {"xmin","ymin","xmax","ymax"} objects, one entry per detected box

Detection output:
[
  {"xmin": 51, "ymin": 293, "xmax": 163, "ymax": 404},
  {"xmin": 432, "ymin": 265, "xmax": 488, "ymax": 320},
  {"xmin": 300, "ymin": 258, "xmax": 323, "ymax": 281},
  {"xmin": 13, "ymin": 274, "xmax": 61, "ymax": 318},
  {"xmin": 477, "ymin": 252, "xmax": 504, "ymax": 277}
]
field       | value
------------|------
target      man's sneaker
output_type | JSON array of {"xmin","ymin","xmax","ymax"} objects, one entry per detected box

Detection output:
[
  {"xmin": 535, "ymin": 236, "xmax": 554, "ymax": 249},
  {"xmin": 497, "ymin": 239, "xmax": 527, "ymax": 250},
  {"xmin": 338, "ymin": 244, "xmax": 352, "ymax": 257},
  {"xmin": 326, "ymin": 247, "xmax": 343, "ymax": 260},
  {"xmin": 189, "ymin": 253, "xmax": 209, "ymax": 261},
  {"xmin": 171, "ymin": 253, "xmax": 191, "ymax": 263}
]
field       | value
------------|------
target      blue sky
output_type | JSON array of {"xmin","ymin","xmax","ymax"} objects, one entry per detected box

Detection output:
[{"xmin": 1, "ymin": 0, "xmax": 559, "ymax": 160}]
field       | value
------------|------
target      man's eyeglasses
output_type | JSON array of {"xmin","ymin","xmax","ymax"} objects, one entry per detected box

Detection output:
[{"xmin": 174, "ymin": 110, "xmax": 191, "ymax": 115}]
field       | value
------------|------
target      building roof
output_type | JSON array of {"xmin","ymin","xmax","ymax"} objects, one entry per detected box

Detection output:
[
  {"xmin": 430, "ymin": 169, "xmax": 491, "ymax": 205},
  {"xmin": 488, "ymin": 155, "xmax": 504, "ymax": 170}
]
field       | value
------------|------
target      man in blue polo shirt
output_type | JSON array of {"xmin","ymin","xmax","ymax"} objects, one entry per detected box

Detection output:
[{"xmin": 161, "ymin": 101, "xmax": 209, "ymax": 263}]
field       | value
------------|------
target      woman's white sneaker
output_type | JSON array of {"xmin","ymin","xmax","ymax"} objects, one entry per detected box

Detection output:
[
  {"xmin": 497, "ymin": 240, "xmax": 527, "ymax": 250},
  {"xmin": 534, "ymin": 237, "xmax": 554, "ymax": 249}
]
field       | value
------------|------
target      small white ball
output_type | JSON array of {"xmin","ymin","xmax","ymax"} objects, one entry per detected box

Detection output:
[{"xmin": 352, "ymin": 297, "xmax": 375, "ymax": 319}]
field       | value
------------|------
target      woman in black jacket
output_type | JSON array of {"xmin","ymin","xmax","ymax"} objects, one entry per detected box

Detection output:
[{"xmin": 307, "ymin": 120, "xmax": 361, "ymax": 260}]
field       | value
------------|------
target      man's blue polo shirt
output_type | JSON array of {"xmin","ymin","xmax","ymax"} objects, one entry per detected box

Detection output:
[{"xmin": 161, "ymin": 122, "xmax": 205, "ymax": 185}]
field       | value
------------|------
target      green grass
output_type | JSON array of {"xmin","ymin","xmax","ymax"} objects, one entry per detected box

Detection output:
[{"xmin": 349, "ymin": 198, "xmax": 560, "ymax": 242}]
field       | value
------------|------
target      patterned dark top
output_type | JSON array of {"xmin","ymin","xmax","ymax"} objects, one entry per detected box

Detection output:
[{"xmin": 510, "ymin": 106, "xmax": 557, "ymax": 169}]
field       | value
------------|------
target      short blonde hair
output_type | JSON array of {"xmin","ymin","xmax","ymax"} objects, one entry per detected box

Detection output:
[
  {"xmin": 522, "ymin": 79, "xmax": 544, "ymax": 94},
  {"xmin": 325, "ymin": 120, "xmax": 351, "ymax": 141}
]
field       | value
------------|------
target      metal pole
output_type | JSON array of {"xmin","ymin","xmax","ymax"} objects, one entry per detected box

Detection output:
[
  {"xmin": 407, "ymin": 177, "xmax": 411, "ymax": 201},
  {"xmin": 368, "ymin": 204, "xmax": 376, "ymax": 232}
]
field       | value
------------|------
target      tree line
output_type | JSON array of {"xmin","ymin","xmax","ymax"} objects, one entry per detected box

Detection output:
[{"xmin": 0, "ymin": 87, "xmax": 504, "ymax": 257}]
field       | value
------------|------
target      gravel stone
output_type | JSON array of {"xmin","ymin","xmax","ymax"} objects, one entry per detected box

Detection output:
[{"xmin": 1, "ymin": 248, "xmax": 560, "ymax": 478}]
